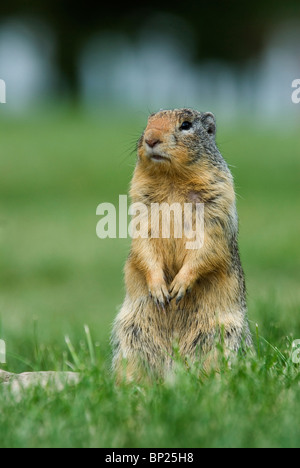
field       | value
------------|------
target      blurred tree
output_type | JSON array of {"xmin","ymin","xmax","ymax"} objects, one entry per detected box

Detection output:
[{"xmin": 0, "ymin": 0, "xmax": 299, "ymax": 101}]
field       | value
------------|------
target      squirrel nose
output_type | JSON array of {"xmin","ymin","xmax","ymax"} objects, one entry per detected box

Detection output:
[{"xmin": 145, "ymin": 138, "xmax": 161, "ymax": 148}]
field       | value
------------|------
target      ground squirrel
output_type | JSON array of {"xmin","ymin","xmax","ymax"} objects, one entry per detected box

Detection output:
[{"xmin": 112, "ymin": 108, "xmax": 252, "ymax": 381}]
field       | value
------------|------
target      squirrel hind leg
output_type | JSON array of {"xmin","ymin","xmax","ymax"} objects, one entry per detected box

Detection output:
[{"xmin": 111, "ymin": 295, "xmax": 173, "ymax": 382}]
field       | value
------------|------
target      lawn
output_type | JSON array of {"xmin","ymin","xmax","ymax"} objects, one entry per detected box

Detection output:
[{"xmin": 0, "ymin": 108, "xmax": 299, "ymax": 448}]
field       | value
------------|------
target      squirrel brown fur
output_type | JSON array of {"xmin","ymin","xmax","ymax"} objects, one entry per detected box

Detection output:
[{"xmin": 111, "ymin": 108, "xmax": 252, "ymax": 381}]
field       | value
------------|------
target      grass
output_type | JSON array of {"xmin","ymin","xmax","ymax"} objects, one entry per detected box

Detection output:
[
  {"xmin": 1, "ymin": 329, "xmax": 300, "ymax": 448},
  {"xmin": 0, "ymin": 107, "xmax": 299, "ymax": 448}
]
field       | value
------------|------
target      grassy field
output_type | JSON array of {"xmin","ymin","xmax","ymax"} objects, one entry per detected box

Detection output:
[{"xmin": 0, "ymin": 108, "xmax": 299, "ymax": 448}]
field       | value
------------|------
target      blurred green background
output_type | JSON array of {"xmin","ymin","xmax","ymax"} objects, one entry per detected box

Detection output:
[
  {"xmin": 0, "ymin": 2, "xmax": 299, "ymax": 370},
  {"xmin": 0, "ymin": 110, "xmax": 299, "ymax": 372}
]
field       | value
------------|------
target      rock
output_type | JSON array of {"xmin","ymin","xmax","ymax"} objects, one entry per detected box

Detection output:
[
  {"xmin": 0, "ymin": 369, "xmax": 13, "ymax": 383},
  {"xmin": 0, "ymin": 369, "xmax": 80, "ymax": 395}
]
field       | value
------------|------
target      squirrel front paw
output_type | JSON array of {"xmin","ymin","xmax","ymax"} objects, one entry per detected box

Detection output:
[
  {"xmin": 148, "ymin": 275, "xmax": 171, "ymax": 309},
  {"xmin": 169, "ymin": 274, "xmax": 193, "ymax": 305}
]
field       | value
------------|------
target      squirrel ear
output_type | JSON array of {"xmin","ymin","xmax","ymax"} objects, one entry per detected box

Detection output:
[{"xmin": 201, "ymin": 112, "xmax": 216, "ymax": 136}]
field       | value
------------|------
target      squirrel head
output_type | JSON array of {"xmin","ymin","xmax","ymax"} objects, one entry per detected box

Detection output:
[{"xmin": 138, "ymin": 108, "xmax": 217, "ymax": 172}]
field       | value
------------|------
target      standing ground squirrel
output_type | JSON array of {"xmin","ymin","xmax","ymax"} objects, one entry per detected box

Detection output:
[{"xmin": 112, "ymin": 108, "xmax": 252, "ymax": 381}]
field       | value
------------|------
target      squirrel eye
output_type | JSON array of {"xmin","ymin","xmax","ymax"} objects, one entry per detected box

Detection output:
[{"xmin": 180, "ymin": 121, "xmax": 192, "ymax": 131}]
